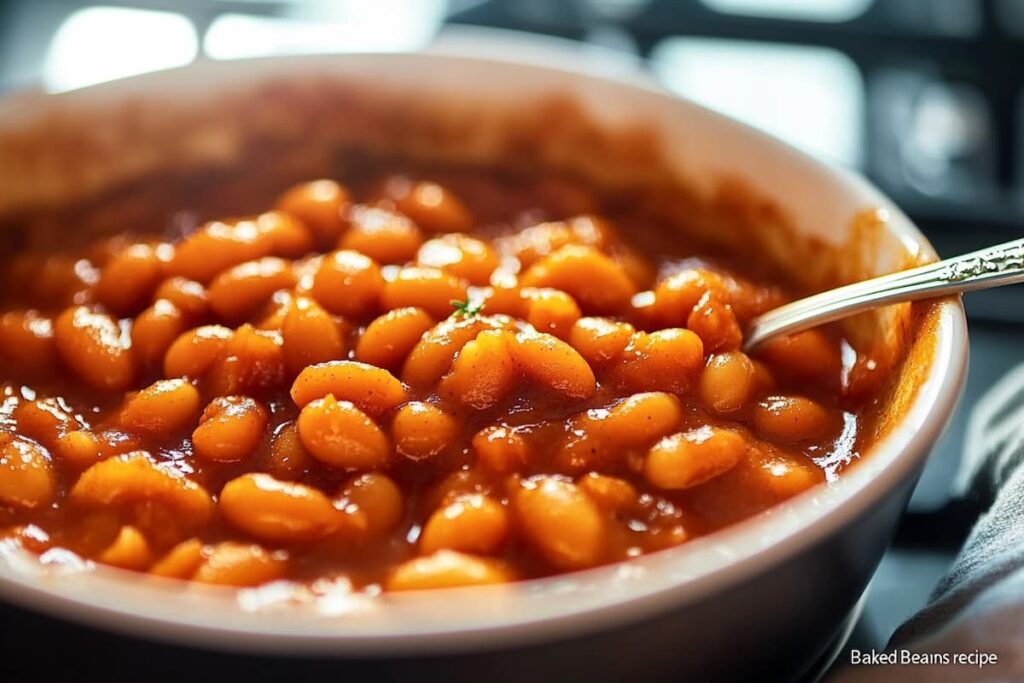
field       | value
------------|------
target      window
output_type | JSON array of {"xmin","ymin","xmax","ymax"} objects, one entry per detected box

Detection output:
[
  {"xmin": 651, "ymin": 37, "xmax": 864, "ymax": 166},
  {"xmin": 700, "ymin": 0, "xmax": 872, "ymax": 22},
  {"xmin": 44, "ymin": 7, "xmax": 197, "ymax": 92}
]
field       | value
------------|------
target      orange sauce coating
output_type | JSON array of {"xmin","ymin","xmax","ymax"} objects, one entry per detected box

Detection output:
[{"xmin": 0, "ymin": 162, "xmax": 882, "ymax": 591}]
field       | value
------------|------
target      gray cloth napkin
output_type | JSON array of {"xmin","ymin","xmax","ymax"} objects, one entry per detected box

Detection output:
[{"xmin": 832, "ymin": 364, "xmax": 1024, "ymax": 682}]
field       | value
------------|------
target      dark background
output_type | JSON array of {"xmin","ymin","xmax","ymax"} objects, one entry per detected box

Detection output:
[{"xmin": 1, "ymin": 0, "xmax": 1022, "ymax": 679}]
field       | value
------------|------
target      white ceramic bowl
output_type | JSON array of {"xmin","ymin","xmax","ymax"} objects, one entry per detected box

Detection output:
[{"xmin": 0, "ymin": 44, "xmax": 967, "ymax": 682}]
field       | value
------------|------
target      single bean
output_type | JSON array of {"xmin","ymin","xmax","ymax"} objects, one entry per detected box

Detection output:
[
  {"xmin": 264, "ymin": 421, "xmax": 309, "ymax": 481},
  {"xmin": 420, "ymin": 494, "xmax": 509, "ymax": 555},
  {"xmin": 336, "ymin": 472, "xmax": 404, "ymax": 539},
  {"xmin": 96, "ymin": 244, "xmax": 165, "ymax": 316},
  {"xmin": 752, "ymin": 395, "xmax": 841, "ymax": 443},
  {"xmin": 275, "ymin": 179, "xmax": 351, "ymax": 247},
  {"xmin": 208, "ymin": 257, "xmax": 296, "ymax": 321},
  {"xmin": 754, "ymin": 329, "xmax": 843, "ymax": 390},
  {"xmin": 54, "ymin": 306, "xmax": 135, "ymax": 391},
  {"xmin": 205, "ymin": 324, "xmax": 286, "ymax": 396},
  {"xmin": 256, "ymin": 210, "xmax": 314, "ymax": 258},
  {"xmin": 149, "ymin": 538, "xmax": 204, "ymax": 579},
  {"xmin": 192, "ymin": 396, "xmax": 268, "ymax": 462},
  {"xmin": 568, "ymin": 316, "xmax": 634, "ymax": 366},
  {"xmin": 0, "ymin": 311, "xmax": 56, "ymax": 375},
  {"xmin": 163, "ymin": 325, "xmax": 233, "ymax": 379},
  {"xmin": 355, "ymin": 307, "xmax": 434, "ymax": 371},
  {"xmin": 687, "ymin": 290, "xmax": 742, "ymax": 353},
  {"xmin": 576, "ymin": 473, "xmax": 637, "ymax": 512},
  {"xmin": 511, "ymin": 331, "xmax": 596, "ymax": 400},
  {"xmin": 220, "ymin": 473, "xmax": 340, "ymax": 543},
  {"xmin": 310, "ymin": 250, "xmax": 383, "ymax": 319},
  {"xmin": 381, "ymin": 266, "xmax": 468, "ymax": 319},
  {"xmin": 297, "ymin": 395, "xmax": 390, "ymax": 470},
  {"xmin": 383, "ymin": 177, "xmax": 473, "ymax": 234},
  {"xmin": 340, "ymin": 205, "xmax": 423, "ymax": 264},
  {"xmin": 441, "ymin": 329, "xmax": 517, "ymax": 410},
  {"xmin": 98, "ymin": 525, "xmax": 152, "ymax": 570},
  {"xmin": 281, "ymin": 296, "xmax": 347, "ymax": 376},
  {"xmin": 192, "ymin": 542, "xmax": 289, "ymax": 587},
  {"xmin": 699, "ymin": 352, "xmax": 757, "ymax": 414},
  {"xmin": 521, "ymin": 287, "xmax": 581, "ymax": 340},
  {"xmin": 513, "ymin": 475, "xmax": 604, "ymax": 570},
  {"xmin": 120, "ymin": 378, "xmax": 201, "ymax": 436},
  {"xmin": 132, "ymin": 300, "xmax": 186, "ymax": 368},
  {"xmin": 417, "ymin": 233, "xmax": 498, "ymax": 285},
  {"xmin": 644, "ymin": 426, "xmax": 749, "ymax": 490},
  {"xmin": 0, "ymin": 433, "xmax": 55, "ymax": 509},
  {"xmin": 386, "ymin": 550, "xmax": 512, "ymax": 591},
  {"xmin": 291, "ymin": 360, "xmax": 407, "ymax": 416},
  {"xmin": 392, "ymin": 401, "xmax": 459, "ymax": 461}
]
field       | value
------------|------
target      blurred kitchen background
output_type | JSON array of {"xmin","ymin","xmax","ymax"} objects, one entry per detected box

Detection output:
[{"xmin": 1, "ymin": 0, "xmax": 1021, "ymax": 662}]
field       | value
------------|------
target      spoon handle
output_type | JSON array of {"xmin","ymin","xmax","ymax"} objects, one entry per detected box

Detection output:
[{"xmin": 743, "ymin": 237, "xmax": 1024, "ymax": 351}]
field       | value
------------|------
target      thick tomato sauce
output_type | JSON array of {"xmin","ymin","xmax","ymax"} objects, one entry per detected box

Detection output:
[{"xmin": 0, "ymin": 161, "xmax": 881, "ymax": 590}]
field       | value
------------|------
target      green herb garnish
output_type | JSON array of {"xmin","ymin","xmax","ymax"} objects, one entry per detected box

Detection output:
[{"xmin": 449, "ymin": 298, "xmax": 485, "ymax": 319}]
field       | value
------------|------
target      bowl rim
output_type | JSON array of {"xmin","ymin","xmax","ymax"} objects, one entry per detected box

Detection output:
[{"xmin": 0, "ymin": 46, "xmax": 969, "ymax": 655}]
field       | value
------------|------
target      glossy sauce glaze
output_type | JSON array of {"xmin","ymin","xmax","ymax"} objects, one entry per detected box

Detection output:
[{"xmin": 0, "ymin": 161, "xmax": 884, "ymax": 590}]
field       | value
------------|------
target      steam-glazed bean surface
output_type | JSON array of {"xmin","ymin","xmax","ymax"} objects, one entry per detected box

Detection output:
[{"xmin": 0, "ymin": 162, "xmax": 885, "ymax": 592}]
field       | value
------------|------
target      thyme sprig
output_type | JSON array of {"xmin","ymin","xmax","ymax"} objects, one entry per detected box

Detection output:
[{"xmin": 449, "ymin": 298, "xmax": 485, "ymax": 319}]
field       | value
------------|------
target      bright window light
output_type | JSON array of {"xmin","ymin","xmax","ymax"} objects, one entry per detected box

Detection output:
[
  {"xmin": 204, "ymin": 0, "xmax": 445, "ymax": 60},
  {"xmin": 701, "ymin": 0, "xmax": 873, "ymax": 22},
  {"xmin": 651, "ymin": 37, "xmax": 864, "ymax": 167},
  {"xmin": 44, "ymin": 7, "xmax": 198, "ymax": 92}
]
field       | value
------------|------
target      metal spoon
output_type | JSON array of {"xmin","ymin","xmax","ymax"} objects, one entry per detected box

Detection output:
[{"xmin": 743, "ymin": 237, "xmax": 1024, "ymax": 351}]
